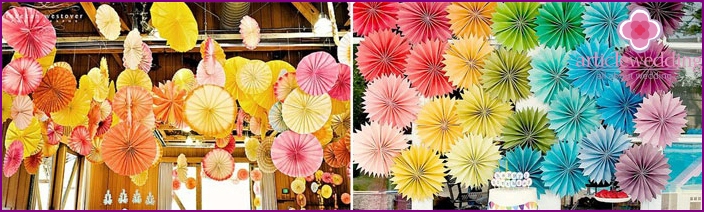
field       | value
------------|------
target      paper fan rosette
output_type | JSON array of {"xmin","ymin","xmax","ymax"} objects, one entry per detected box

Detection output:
[
  {"xmin": 102, "ymin": 122, "xmax": 157, "ymax": 176},
  {"xmin": 237, "ymin": 60, "xmax": 272, "ymax": 95},
  {"xmin": 405, "ymin": 39, "xmax": 454, "ymax": 98},
  {"xmin": 5, "ymin": 118, "xmax": 43, "ymax": 158},
  {"xmin": 123, "ymin": 29, "xmax": 143, "ymax": 70},
  {"xmin": 502, "ymin": 108, "xmax": 556, "ymax": 153},
  {"xmin": 578, "ymin": 126, "xmax": 631, "ymax": 184},
  {"xmin": 291, "ymin": 178, "xmax": 306, "ymax": 194},
  {"xmin": 236, "ymin": 169, "xmax": 249, "ymax": 181},
  {"xmin": 597, "ymin": 80, "xmax": 643, "ymax": 134},
  {"xmin": 620, "ymin": 43, "xmax": 678, "ymax": 95},
  {"xmin": 416, "ymin": 97, "xmax": 462, "ymax": 154},
  {"xmin": 547, "ymin": 88, "xmax": 601, "ymax": 143},
  {"xmin": 528, "ymin": 47, "xmax": 573, "ymax": 103},
  {"xmin": 324, "ymin": 136, "xmax": 350, "ymax": 168},
  {"xmin": 196, "ymin": 57, "xmax": 226, "ymax": 87},
  {"xmin": 582, "ymin": 2, "xmax": 629, "ymax": 47},
  {"xmin": 328, "ymin": 64, "xmax": 351, "ymax": 101},
  {"xmin": 282, "ymin": 89, "xmax": 331, "ymax": 134},
  {"xmin": 10, "ymin": 95, "xmax": 34, "ymax": 130},
  {"xmin": 153, "ymin": 81, "xmax": 187, "ymax": 127},
  {"xmin": 223, "ymin": 56, "xmax": 248, "ymax": 100},
  {"xmin": 200, "ymin": 37, "xmax": 226, "ymax": 65},
  {"xmin": 130, "ymin": 170, "xmax": 149, "ymax": 187},
  {"xmin": 353, "ymin": 122, "xmax": 409, "ymax": 177},
  {"xmin": 215, "ymin": 135, "xmax": 235, "ymax": 154},
  {"xmin": 257, "ymin": 60, "xmax": 295, "ymax": 109},
  {"xmin": 239, "ymin": 16, "xmax": 260, "ymax": 50},
  {"xmin": 268, "ymin": 102, "xmax": 288, "ymax": 132},
  {"xmin": 150, "ymin": 2, "xmax": 198, "ymax": 52},
  {"xmin": 203, "ymin": 149, "xmax": 235, "ymax": 181},
  {"xmin": 274, "ymin": 72, "xmax": 299, "ymax": 102},
  {"xmin": 566, "ymin": 40, "xmax": 620, "ymax": 98},
  {"xmin": 535, "ymin": 2, "xmax": 585, "ymax": 50},
  {"xmin": 391, "ymin": 145, "xmax": 447, "ymax": 201},
  {"xmin": 491, "ymin": 2, "xmax": 540, "ymax": 51},
  {"xmin": 51, "ymin": 88, "xmax": 91, "ymax": 127},
  {"xmin": 95, "ymin": 4, "xmax": 121, "ymax": 40},
  {"xmin": 481, "ymin": 47, "xmax": 532, "ymax": 102},
  {"xmin": 296, "ymin": 51, "xmax": 339, "ymax": 96},
  {"xmin": 457, "ymin": 85, "xmax": 512, "ymax": 138},
  {"xmin": 397, "ymin": 2, "xmax": 451, "ymax": 44},
  {"xmin": 45, "ymin": 120, "xmax": 63, "ymax": 145},
  {"xmin": 11, "ymin": 47, "xmax": 56, "ymax": 74},
  {"xmin": 447, "ymin": 2, "xmax": 496, "ymax": 39},
  {"xmin": 113, "ymin": 86, "xmax": 153, "ymax": 122},
  {"xmin": 116, "ymin": 69, "xmax": 152, "ymax": 91},
  {"xmin": 250, "ymin": 169, "xmax": 263, "ymax": 181},
  {"xmin": 184, "ymin": 85, "xmax": 236, "ymax": 137},
  {"xmin": 24, "ymin": 152, "xmax": 43, "ymax": 174},
  {"xmin": 353, "ymin": 2, "xmax": 399, "ymax": 36},
  {"xmin": 356, "ymin": 30, "xmax": 410, "ymax": 82},
  {"xmin": 442, "ymin": 36, "xmax": 493, "ymax": 89},
  {"xmin": 630, "ymin": 2, "xmax": 684, "ymax": 36},
  {"xmin": 331, "ymin": 112, "xmax": 350, "ymax": 137},
  {"xmin": 3, "ymin": 141, "xmax": 24, "ymax": 177},
  {"xmin": 312, "ymin": 122, "xmax": 333, "ymax": 146},
  {"xmin": 257, "ymin": 138, "xmax": 277, "ymax": 173},
  {"xmin": 173, "ymin": 68, "xmax": 197, "ymax": 92},
  {"xmin": 363, "ymin": 75, "xmax": 421, "ymax": 129},
  {"xmin": 2, "ymin": 7, "xmax": 56, "ymax": 59},
  {"xmin": 69, "ymin": 126, "xmax": 92, "ymax": 156},
  {"xmin": 244, "ymin": 137, "xmax": 260, "ymax": 162},
  {"xmin": 2, "ymin": 57, "xmax": 43, "ymax": 96},
  {"xmin": 138, "ymin": 43, "xmax": 153, "ymax": 72},
  {"xmin": 633, "ymin": 92, "xmax": 687, "ymax": 148},
  {"xmin": 271, "ymin": 131, "xmax": 324, "ymax": 177},
  {"xmin": 337, "ymin": 32, "xmax": 353, "ymax": 66},
  {"xmin": 540, "ymin": 141, "xmax": 589, "ymax": 197},
  {"xmin": 615, "ymin": 144, "xmax": 671, "ymax": 202},
  {"xmin": 504, "ymin": 146, "xmax": 546, "ymax": 196},
  {"xmin": 446, "ymin": 135, "xmax": 500, "ymax": 188},
  {"xmin": 86, "ymin": 137, "xmax": 104, "ymax": 164}
]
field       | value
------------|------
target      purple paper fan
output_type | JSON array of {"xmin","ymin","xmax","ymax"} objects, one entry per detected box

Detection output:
[{"xmin": 615, "ymin": 144, "xmax": 671, "ymax": 202}]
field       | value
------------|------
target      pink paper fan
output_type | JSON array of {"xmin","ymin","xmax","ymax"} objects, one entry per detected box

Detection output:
[
  {"xmin": 3, "ymin": 140, "xmax": 24, "ymax": 177},
  {"xmin": 397, "ymin": 2, "xmax": 452, "ymax": 44},
  {"xmin": 296, "ymin": 51, "xmax": 339, "ymax": 96},
  {"xmin": 69, "ymin": 126, "xmax": 92, "ymax": 156},
  {"xmin": 236, "ymin": 168, "xmax": 249, "ymax": 181},
  {"xmin": 250, "ymin": 169, "xmax": 263, "ymax": 181},
  {"xmin": 240, "ymin": 15, "xmax": 260, "ymax": 50},
  {"xmin": 46, "ymin": 120, "xmax": 64, "ymax": 145},
  {"xmin": 615, "ymin": 144, "xmax": 671, "ymax": 202},
  {"xmin": 10, "ymin": 95, "xmax": 34, "ymax": 130},
  {"xmin": 196, "ymin": 58, "xmax": 226, "ymax": 86},
  {"xmin": 353, "ymin": 122, "xmax": 409, "ymax": 177},
  {"xmin": 139, "ymin": 43, "xmax": 153, "ymax": 72},
  {"xmin": 271, "ymin": 131, "xmax": 324, "ymax": 177},
  {"xmin": 634, "ymin": 92, "xmax": 687, "ymax": 148},
  {"xmin": 321, "ymin": 172, "xmax": 333, "ymax": 184},
  {"xmin": 96, "ymin": 112, "xmax": 113, "ymax": 137},
  {"xmin": 363, "ymin": 74, "xmax": 421, "ymax": 129},
  {"xmin": 328, "ymin": 63, "xmax": 351, "ymax": 101},
  {"xmin": 405, "ymin": 39, "xmax": 454, "ymax": 97},
  {"xmin": 215, "ymin": 135, "xmax": 236, "ymax": 154},
  {"xmin": 202, "ymin": 149, "xmax": 235, "ymax": 181},
  {"xmin": 353, "ymin": 2, "xmax": 400, "ymax": 36},
  {"xmin": 235, "ymin": 110, "xmax": 245, "ymax": 137},
  {"xmin": 2, "ymin": 7, "xmax": 56, "ymax": 59},
  {"xmin": 620, "ymin": 43, "xmax": 678, "ymax": 95},
  {"xmin": 356, "ymin": 30, "xmax": 411, "ymax": 82},
  {"xmin": 2, "ymin": 57, "xmax": 43, "ymax": 95}
]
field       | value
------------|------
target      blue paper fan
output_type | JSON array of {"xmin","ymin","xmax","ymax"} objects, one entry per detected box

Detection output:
[
  {"xmin": 547, "ymin": 88, "xmax": 601, "ymax": 143},
  {"xmin": 566, "ymin": 40, "xmax": 620, "ymax": 98},
  {"xmin": 596, "ymin": 80, "xmax": 643, "ymax": 134},
  {"xmin": 503, "ymin": 146, "xmax": 546, "ymax": 197},
  {"xmin": 541, "ymin": 141, "xmax": 589, "ymax": 197},
  {"xmin": 582, "ymin": 2, "xmax": 629, "ymax": 48},
  {"xmin": 528, "ymin": 47, "xmax": 573, "ymax": 103},
  {"xmin": 577, "ymin": 126, "xmax": 632, "ymax": 184}
]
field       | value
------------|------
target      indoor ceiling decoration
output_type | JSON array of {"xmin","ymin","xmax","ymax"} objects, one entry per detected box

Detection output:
[
  {"xmin": 271, "ymin": 131, "xmax": 324, "ymax": 177},
  {"xmin": 1, "ymin": 7, "xmax": 56, "ymax": 59},
  {"xmin": 95, "ymin": 4, "xmax": 121, "ymax": 40},
  {"xmin": 150, "ymin": 2, "xmax": 198, "ymax": 52}
]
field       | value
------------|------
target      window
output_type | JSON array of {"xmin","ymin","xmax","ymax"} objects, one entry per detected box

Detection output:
[{"xmin": 30, "ymin": 156, "xmax": 54, "ymax": 210}]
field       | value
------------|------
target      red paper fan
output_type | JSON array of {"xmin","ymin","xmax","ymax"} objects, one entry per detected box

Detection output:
[
  {"xmin": 3, "ymin": 140, "xmax": 24, "ymax": 177},
  {"xmin": 328, "ymin": 64, "xmax": 351, "ymax": 101},
  {"xmin": 69, "ymin": 126, "xmax": 92, "ymax": 156},
  {"xmin": 397, "ymin": 2, "xmax": 452, "ymax": 44},
  {"xmin": 45, "ymin": 120, "xmax": 63, "ymax": 145},
  {"xmin": 271, "ymin": 131, "xmax": 324, "ymax": 177},
  {"xmin": 215, "ymin": 135, "xmax": 236, "ymax": 154},
  {"xmin": 353, "ymin": 2, "xmax": 400, "ymax": 36},
  {"xmin": 33, "ymin": 67, "xmax": 77, "ymax": 113},
  {"xmin": 356, "ymin": 30, "xmax": 411, "ymax": 82},
  {"xmin": 24, "ymin": 151, "xmax": 43, "ymax": 174},
  {"xmin": 172, "ymin": 179, "xmax": 181, "ymax": 190},
  {"xmin": 96, "ymin": 112, "xmax": 113, "ymax": 137},
  {"xmin": 237, "ymin": 168, "xmax": 249, "ymax": 181},
  {"xmin": 202, "ymin": 149, "xmax": 235, "ymax": 181},
  {"xmin": 2, "ymin": 7, "xmax": 56, "ymax": 59},
  {"xmin": 296, "ymin": 51, "xmax": 339, "ymax": 96},
  {"xmin": 2, "ymin": 57, "xmax": 43, "ymax": 95},
  {"xmin": 405, "ymin": 39, "xmax": 454, "ymax": 97}
]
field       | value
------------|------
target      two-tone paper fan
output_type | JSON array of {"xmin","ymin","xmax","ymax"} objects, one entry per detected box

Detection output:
[
  {"xmin": 566, "ymin": 40, "xmax": 620, "ymax": 98},
  {"xmin": 596, "ymin": 80, "xmax": 643, "ymax": 134},
  {"xmin": 629, "ymin": 2, "xmax": 684, "ymax": 36},
  {"xmin": 620, "ymin": 43, "xmax": 678, "ymax": 95},
  {"xmin": 634, "ymin": 92, "xmax": 687, "ymax": 148},
  {"xmin": 396, "ymin": 2, "xmax": 451, "ymax": 44},
  {"xmin": 416, "ymin": 97, "xmax": 462, "ymax": 154},
  {"xmin": 456, "ymin": 85, "xmax": 512, "ymax": 138},
  {"xmin": 547, "ymin": 88, "xmax": 601, "ymax": 143},
  {"xmin": 491, "ymin": 2, "xmax": 540, "ymax": 52},
  {"xmin": 390, "ymin": 145, "xmax": 446, "ymax": 201},
  {"xmin": 356, "ymin": 30, "xmax": 411, "ymax": 82},
  {"xmin": 528, "ymin": 47, "xmax": 572, "ymax": 103},
  {"xmin": 502, "ymin": 108, "xmax": 556, "ymax": 153},
  {"xmin": 481, "ymin": 47, "xmax": 532, "ymax": 102},
  {"xmin": 353, "ymin": 122, "xmax": 409, "ymax": 177},
  {"xmin": 535, "ymin": 2, "xmax": 585, "ymax": 50},
  {"xmin": 353, "ymin": 2, "xmax": 399, "ymax": 36},
  {"xmin": 503, "ymin": 146, "xmax": 546, "ymax": 196},
  {"xmin": 442, "ymin": 36, "xmax": 493, "ymax": 89},
  {"xmin": 446, "ymin": 2, "xmax": 496, "ymax": 39},
  {"xmin": 582, "ymin": 2, "xmax": 629, "ymax": 47},
  {"xmin": 405, "ymin": 39, "xmax": 454, "ymax": 98},
  {"xmin": 362, "ymin": 74, "xmax": 421, "ymax": 129},
  {"xmin": 578, "ymin": 126, "xmax": 632, "ymax": 184},
  {"xmin": 446, "ymin": 135, "xmax": 501, "ymax": 188},
  {"xmin": 541, "ymin": 141, "xmax": 589, "ymax": 197},
  {"xmin": 615, "ymin": 144, "xmax": 671, "ymax": 202}
]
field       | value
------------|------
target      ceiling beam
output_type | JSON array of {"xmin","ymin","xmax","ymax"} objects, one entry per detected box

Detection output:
[
  {"xmin": 79, "ymin": 2, "xmax": 103, "ymax": 37},
  {"xmin": 291, "ymin": 2, "xmax": 320, "ymax": 26}
]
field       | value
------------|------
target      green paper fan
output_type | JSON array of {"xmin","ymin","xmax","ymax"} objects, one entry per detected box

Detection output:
[
  {"xmin": 456, "ymin": 85, "xmax": 512, "ymax": 138},
  {"xmin": 502, "ymin": 108, "xmax": 557, "ymax": 153},
  {"xmin": 535, "ymin": 2, "xmax": 585, "ymax": 50},
  {"xmin": 481, "ymin": 48, "xmax": 532, "ymax": 102},
  {"xmin": 491, "ymin": 2, "xmax": 540, "ymax": 52}
]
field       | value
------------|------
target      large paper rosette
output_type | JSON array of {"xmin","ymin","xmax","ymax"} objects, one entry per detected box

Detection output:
[
  {"xmin": 184, "ymin": 85, "xmax": 236, "ymax": 137},
  {"xmin": 582, "ymin": 2, "xmax": 629, "ymax": 47},
  {"xmin": 446, "ymin": 2, "xmax": 496, "ymax": 39},
  {"xmin": 481, "ymin": 47, "xmax": 532, "ymax": 102},
  {"xmin": 12, "ymin": 47, "xmax": 56, "ymax": 74},
  {"xmin": 2, "ymin": 7, "xmax": 56, "ymax": 59},
  {"xmin": 629, "ymin": 2, "xmax": 684, "ymax": 36},
  {"xmin": 620, "ymin": 43, "xmax": 678, "ymax": 96},
  {"xmin": 256, "ymin": 137, "xmax": 277, "ymax": 173},
  {"xmin": 239, "ymin": 15, "xmax": 260, "ymax": 50},
  {"xmin": 2, "ymin": 57, "xmax": 43, "ymax": 96},
  {"xmin": 457, "ymin": 85, "xmax": 512, "ymax": 138},
  {"xmin": 324, "ymin": 136, "xmax": 350, "ymax": 168},
  {"xmin": 223, "ymin": 56, "xmax": 248, "ymax": 101},
  {"xmin": 578, "ymin": 126, "xmax": 631, "ymax": 184},
  {"xmin": 416, "ymin": 97, "xmax": 462, "ymax": 154},
  {"xmin": 95, "ymin": 4, "xmax": 121, "ymax": 40},
  {"xmin": 491, "ymin": 2, "xmax": 540, "ymax": 52},
  {"xmin": 504, "ymin": 146, "xmax": 546, "ymax": 197},
  {"xmin": 535, "ymin": 2, "xmax": 585, "ymax": 50},
  {"xmin": 396, "ymin": 2, "xmax": 451, "ymax": 44},
  {"xmin": 282, "ymin": 89, "xmax": 331, "ymax": 134},
  {"xmin": 202, "ymin": 149, "xmax": 235, "ymax": 181},
  {"xmin": 113, "ymin": 86, "xmax": 153, "ymax": 123},
  {"xmin": 123, "ymin": 29, "xmax": 143, "ymax": 70},
  {"xmin": 150, "ymin": 2, "xmax": 198, "ymax": 52},
  {"xmin": 5, "ymin": 118, "xmax": 43, "ymax": 158},
  {"xmin": 502, "ymin": 108, "xmax": 556, "ymax": 153},
  {"xmin": 356, "ymin": 30, "xmax": 410, "ymax": 82},
  {"xmin": 237, "ymin": 60, "xmax": 272, "ymax": 95},
  {"xmin": 548, "ymin": 88, "xmax": 601, "ymax": 143},
  {"xmin": 353, "ymin": 122, "xmax": 408, "ymax": 177},
  {"xmin": 296, "ymin": 51, "xmax": 339, "ymax": 96},
  {"xmin": 3, "ymin": 141, "xmax": 24, "ymax": 177},
  {"xmin": 566, "ymin": 40, "xmax": 620, "ymax": 98},
  {"xmin": 10, "ymin": 95, "xmax": 34, "ymax": 130},
  {"xmin": 615, "ymin": 144, "xmax": 671, "ymax": 202},
  {"xmin": 116, "ymin": 68, "xmax": 152, "ymax": 91},
  {"xmin": 597, "ymin": 80, "xmax": 643, "ymax": 134},
  {"xmin": 405, "ymin": 39, "xmax": 453, "ymax": 98},
  {"xmin": 390, "ymin": 145, "xmax": 446, "ymax": 201},
  {"xmin": 446, "ymin": 135, "xmax": 500, "ymax": 188},
  {"xmin": 153, "ymin": 81, "xmax": 187, "ymax": 128},
  {"xmin": 271, "ymin": 131, "xmax": 324, "ymax": 177},
  {"xmin": 540, "ymin": 141, "xmax": 589, "ymax": 197},
  {"xmin": 352, "ymin": 2, "xmax": 399, "ymax": 36},
  {"xmin": 257, "ymin": 60, "xmax": 294, "ymax": 109},
  {"xmin": 633, "ymin": 92, "xmax": 687, "ymax": 148},
  {"xmin": 102, "ymin": 122, "xmax": 157, "ymax": 176},
  {"xmin": 51, "ymin": 88, "xmax": 91, "ymax": 127},
  {"xmin": 442, "ymin": 36, "xmax": 492, "ymax": 89},
  {"xmin": 363, "ymin": 74, "xmax": 421, "ymax": 129},
  {"xmin": 527, "ymin": 47, "xmax": 572, "ymax": 103},
  {"xmin": 200, "ymin": 37, "xmax": 226, "ymax": 66}
]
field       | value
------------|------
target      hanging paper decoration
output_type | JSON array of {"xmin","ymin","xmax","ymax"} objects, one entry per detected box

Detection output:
[
  {"xmin": 116, "ymin": 69, "xmax": 152, "ymax": 91},
  {"xmin": 312, "ymin": 122, "xmax": 333, "ymax": 146},
  {"xmin": 2, "ymin": 7, "xmax": 56, "ymax": 59},
  {"xmin": 582, "ymin": 2, "xmax": 629, "ymax": 47},
  {"xmin": 535, "ymin": 2, "xmax": 585, "ymax": 50},
  {"xmin": 236, "ymin": 169, "xmax": 249, "ymax": 181},
  {"xmin": 150, "ymin": 2, "xmax": 198, "ymax": 52},
  {"xmin": 353, "ymin": 2, "xmax": 399, "ymax": 36},
  {"xmin": 356, "ymin": 30, "xmax": 410, "ymax": 82},
  {"xmin": 87, "ymin": 137, "xmax": 105, "ymax": 164},
  {"xmin": 481, "ymin": 47, "xmax": 532, "ymax": 102},
  {"xmin": 337, "ymin": 32, "xmax": 353, "ymax": 66},
  {"xmin": 130, "ymin": 171, "xmax": 149, "ymax": 187},
  {"xmin": 24, "ymin": 151, "xmax": 43, "ymax": 174},
  {"xmin": 102, "ymin": 122, "xmax": 157, "ymax": 176},
  {"xmin": 541, "ymin": 141, "xmax": 589, "ymax": 197},
  {"xmin": 69, "ymin": 126, "xmax": 92, "ymax": 156},
  {"xmin": 5, "ymin": 118, "xmax": 43, "ymax": 158},
  {"xmin": 504, "ymin": 146, "xmax": 546, "ymax": 196},
  {"xmin": 324, "ymin": 136, "xmax": 351, "ymax": 168},
  {"xmin": 145, "ymin": 192, "xmax": 155, "ymax": 206},
  {"xmin": 244, "ymin": 137, "xmax": 260, "ymax": 162},
  {"xmin": 443, "ymin": 36, "xmax": 493, "ymax": 89},
  {"xmin": 446, "ymin": 135, "xmax": 501, "ymax": 188},
  {"xmin": 363, "ymin": 75, "xmax": 421, "ymax": 129},
  {"xmin": 123, "ymin": 29, "xmax": 143, "ymax": 70},
  {"xmin": 577, "ymin": 126, "xmax": 631, "ymax": 184},
  {"xmin": 291, "ymin": 178, "xmax": 306, "ymax": 194},
  {"xmin": 416, "ymin": 97, "xmax": 462, "ymax": 154},
  {"xmin": 95, "ymin": 4, "xmax": 121, "ymax": 40},
  {"xmin": 2, "ymin": 92, "xmax": 12, "ymax": 122},
  {"xmin": 186, "ymin": 177, "xmax": 197, "ymax": 190},
  {"xmin": 3, "ymin": 140, "xmax": 24, "ymax": 177},
  {"xmin": 267, "ymin": 102, "xmax": 288, "ymax": 133},
  {"xmin": 597, "ymin": 80, "xmax": 643, "ymax": 134},
  {"xmin": 296, "ymin": 51, "xmax": 339, "ymax": 96},
  {"xmin": 328, "ymin": 64, "xmax": 351, "ymax": 101},
  {"xmin": 202, "ymin": 149, "xmax": 236, "ymax": 181},
  {"xmin": 45, "ymin": 120, "xmax": 63, "ymax": 145},
  {"xmin": 10, "ymin": 95, "xmax": 34, "ymax": 130},
  {"xmin": 341, "ymin": 193, "xmax": 351, "ymax": 204},
  {"xmin": 527, "ymin": 47, "xmax": 572, "ymax": 103},
  {"xmin": 353, "ymin": 122, "xmax": 408, "ymax": 177},
  {"xmin": 250, "ymin": 169, "xmax": 263, "ymax": 181},
  {"xmin": 547, "ymin": 88, "xmax": 601, "ymax": 143},
  {"xmin": 491, "ymin": 2, "xmax": 540, "ymax": 52},
  {"xmin": 239, "ymin": 15, "xmax": 260, "ymax": 50},
  {"xmin": 502, "ymin": 108, "xmax": 556, "ymax": 153},
  {"xmin": 397, "ymin": 2, "xmax": 451, "ymax": 44},
  {"xmin": 405, "ymin": 39, "xmax": 454, "ymax": 97},
  {"xmin": 50, "ymin": 87, "xmax": 91, "ymax": 127},
  {"xmin": 446, "ymin": 2, "xmax": 496, "ymax": 39},
  {"xmin": 223, "ymin": 57, "xmax": 247, "ymax": 101},
  {"xmin": 615, "ymin": 144, "xmax": 671, "ymax": 202},
  {"xmin": 390, "ymin": 145, "xmax": 446, "ymax": 201},
  {"xmin": 331, "ymin": 112, "xmax": 350, "ymax": 137},
  {"xmin": 629, "ymin": 2, "xmax": 684, "ymax": 36},
  {"xmin": 620, "ymin": 43, "xmax": 678, "ymax": 95},
  {"xmin": 282, "ymin": 89, "xmax": 331, "ymax": 134},
  {"xmin": 200, "ymin": 37, "xmax": 226, "ymax": 66},
  {"xmin": 33, "ymin": 66, "xmax": 76, "ymax": 112},
  {"xmin": 196, "ymin": 57, "xmax": 226, "ymax": 87},
  {"xmin": 566, "ymin": 40, "xmax": 619, "ymax": 98},
  {"xmin": 257, "ymin": 138, "xmax": 277, "ymax": 173},
  {"xmin": 2, "ymin": 57, "xmax": 43, "ymax": 96},
  {"xmin": 271, "ymin": 131, "xmax": 324, "ymax": 177},
  {"xmin": 118, "ymin": 189, "xmax": 129, "ymax": 204},
  {"xmin": 320, "ymin": 184, "xmax": 333, "ymax": 199},
  {"xmin": 634, "ymin": 92, "xmax": 687, "ymax": 148},
  {"xmin": 237, "ymin": 60, "xmax": 272, "ymax": 95},
  {"xmin": 184, "ymin": 85, "xmax": 236, "ymax": 138},
  {"xmin": 153, "ymin": 81, "xmax": 187, "ymax": 128},
  {"xmin": 274, "ymin": 72, "xmax": 299, "ymax": 102},
  {"xmin": 457, "ymin": 85, "xmax": 512, "ymax": 138},
  {"xmin": 113, "ymin": 86, "xmax": 153, "ymax": 123},
  {"xmin": 172, "ymin": 68, "xmax": 197, "ymax": 92}
]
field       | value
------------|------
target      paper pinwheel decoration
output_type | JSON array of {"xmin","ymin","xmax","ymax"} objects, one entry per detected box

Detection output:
[
  {"xmin": 547, "ymin": 88, "xmax": 601, "ymax": 143},
  {"xmin": 397, "ymin": 2, "xmax": 452, "ymax": 44},
  {"xmin": 578, "ymin": 126, "xmax": 632, "ymax": 184},
  {"xmin": 268, "ymin": 102, "xmax": 288, "ymax": 132},
  {"xmin": 24, "ymin": 152, "xmax": 43, "ymax": 174},
  {"xmin": 2, "ymin": 7, "xmax": 56, "ymax": 59},
  {"xmin": 271, "ymin": 131, "xmax": 324, "ymax": 177},
  {"xmin": 535, "ymin": 2, "xmax": 585, "ymax": 50},
  {"xmin": 615, "ymin": 144, "xmax": 671, "ymax": 202},
  {"xmin": 324, "ymin": 136, "xmax": 350, "ymax": 168},
  {"xmin": 116, "ymin": 69, "xmax": 152, "ymax": 91},
  {"xmin": 597, "ymin": 80, "xmax": 643, "ymax": 134},
  {"xmin": 186, "ymin": 177, "xmax": 197, "ymax": 190},
  {"xmin": 391, "ymin": 145, "xmax": 447, "ymax": 201},
  {"xmin": 328, "ymin": 63, "xmax": 351, "ymax": 101},
  {"xmin": 102, "ymin": 122, "xmax": 157, "ymax": 176},
  {"xmin": 338, "ymin": 32, "xmax": 353, "ymax": 66},
  {"xmin": 131, "ymin": 171, "xmax": 148, "ymax": 187},
  {"xmin": 582, "ymin": 2, "xmax": 629, "ymax": 47},
  {"xmin": 629, "ymin": 2, "xmax": 684, "ymax": 36},
  {"xmin": 150, "ymin": 2, "xmax": 198, "ymax": 52},
  {"xmin": 503, "ymin": 146, "xmax": 546, "ymax": 196},
  {"xmin": 237, "ymin": 60, "xmax": 272, "ymax": 95},
  {"xmin": 10, "ymin": 95, "xmax": 34, "ymax": 130},
  {"xmin": 45, "ymin": 120, "xmax": 63, "ymax": 145},
  {"xmin": 405, "ymin": 39, "xmax": 454, "ymax": 98},
  {"xmin": 416, "ymin": 97, "xmax": 462, "ymax": 154},
  {"xmin": 239, "ymin": 15, "xmax": 261, "ymax": 50},
  {"xmin": 446, "ymin": 135, "xmax": 501, "ymax": 188},
  {"xmin": 50, "ymin": 88, "xmax": 91, "ymax": 127},
  {"xmin": 566, "ymin": 40, "xmax": 620, "ymax": 98},
  {"xmin": 443, "ymin": 36, "xmax": 493, "ymax": 89},
  {"xmin": 541, "ymin": 141, "xmax": 589, "ymax": 197},
  {"xmin": 2, "ymin": 92, "xmax": 12, "ymax": 122},
  {"xmin": 446, "ymin": 2, "xmax": 496, "ymax": 38},
  {"xmin": 356, "ymin": 30, "xmax": 410, "ymax": 82},
  {"xmin": 363, "ymin": 74, "xmax": 421, "ymax": 129},
  {"xmin": 291, "ymin": 178, "xmax": 306, "ymax": 194},
  {"xmin": 196, "ymin": 57, "xmax": 226, "ymax": 87},
  {"xmin": 3, "ymin": 140, "xmax": 23, "ymax": 177},
  {"xmin": 274, "ymin": 72, "xmax": 299, "ymax": 102},
  {"xmin": 457, "ymin": 85, "xmax": 512, "ymax": 138},
  {"xmin": 203, "ymin": 149, "xmax": 235, "ymax": 181},
  {"xmin": 173, "ymin": 68, "xmax": 197, "ymax": 92},
  {"xmin": 3, "ymin": 57, "xmax": 43, "ymax": 96},
  {"xmin": 282, "ymin": 89, "xmax": 332, "ymax": 134},
  {"xmin": 244, "ymin": 137, "xmax": 260, "ymax": 162},
  {"xmin": 312, "ymin": 122, "xmax": 333, "ymax": 146},
  {"xmin": 123, "ymin": 29, "xmax": 143, "ymax": 70},
  {"xmin": 502, "ymin": 108, "xmax": 556, "ymax": 153},
  {"xmin": 296, "ymin": 51, "xmax": 339, "ymax": 96},
  {"xmin": 491, "ymin": 2, "xmax": 540, "ymax": 52},
  {"xmin": 481, "ymin": 47, "xmax": 532, "ymax": 102},
  {"xmin": 634, "ymin": 92, "xmax": 687, "ymax": 148},
  {"xmin": 95, "ymin": 4, "xmax": 121, "ymax": 40},
  {"xmin": 153, "ymin": 81, "xmax": 187, "ymax": 128},
  {"xmin": 528, "ymin": 47, "xmax": 572, "ymax": 103},
  {"xmin": 184, "ymin": 85, "xmax": 236, "ymax": 138},
  {"xmin": 113, "ymin": 86, "xmax": 153, "ymax": 122},
  {"xmin": 352, "ymin": 2, "xmax": 399, "ymax": 36},
  {"xmin": 353, "ymin": 122, "xmax": 409, "ymax": 177},
  {"xmin": 331, "ymin": 112, "xmax": 350, "ymax": 137},
  {"xmin": 341, "ymin": 193, "xmax": 351, "ymax": 204},
  {"xmin": 69, "ymin": 126, "xmax": 92, "ymax": 156},
  {"xmin": 620, "ymin": 43, "xmax": 678, "ymax": 96}
]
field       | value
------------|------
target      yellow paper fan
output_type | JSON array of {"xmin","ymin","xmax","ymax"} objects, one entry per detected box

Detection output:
[
  {"xmin": 445, "ymin": 134, "xmax": 501, "ymax": 188},
  {"xmin": 237, "ymin": 60, "xmax": 272, "ymax": 95},
  {"xmin": 130, "ymin": 170, "xmax": 149, "ymax": 186},
  {"xmin": 51, "ymin": 88, "xmax": 91, "ymax": 127},
  {"xmin": 312, "ymin": 121, "xmax": 333, "ymax": 146},
  {"xmin": 116, "ymin": 69, "xmax": 152, "ymax": 91},
  {"xmin": 456, "ymin": 85, "xmax": 512, "ymax": 138},
  {"xmin": 416, "ymin": 97, "xmax": 463, "ymax": 154},
  {"xmin": 390, "ymin": 145, "xmax": 446, "ymax": 201},
  {"xmin": 5, "ymin": 118, "xmax": 43, "ymax": 158},
  {"xmin": 173, "ymin": 68, "xmax": 197, "ymax": 92},
  {"xmin": 224, "ymin": 57, "xmax": 250, "ymax": 101},
  {"xmin": 244, "ymin": 137, "xmax": 260, "ymax": 162}
]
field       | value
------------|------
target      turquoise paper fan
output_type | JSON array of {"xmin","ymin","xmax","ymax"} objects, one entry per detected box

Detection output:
[
  {"xmin": 528, "ymin": 47, "xmax": 573, "ymax": 104},
  {"xmin": 566, "ymin": 40, "xmax": 620, "ymax": 98},
  {"xmin": 503, "ymin": 146, "xmax": 546, "ymax": 197},
  {"xmin": 541, "ymin": 141, "xmax": 589, "ymax": 197},
  {"xmin": 596, "ymin": 80, "xmax": 643, "ymax": 134},
  {"xmin": 582, "ymin": 2, "xmax": 629, "ymax": 47},
  {"xmin": 577, "ymin": 126, "xmax": 632, "ymax": 184},
  {"xmin": 547, "ymin": 88, "xmax": 601, "ymax": 143}
]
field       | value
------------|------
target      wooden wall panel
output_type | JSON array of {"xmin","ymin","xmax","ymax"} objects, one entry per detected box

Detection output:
[{"xmin": 84, "ymin": 163, "xmax": 159, "ymax": 210}]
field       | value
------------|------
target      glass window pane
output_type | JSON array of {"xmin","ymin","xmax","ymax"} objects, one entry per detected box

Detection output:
[
  {"xmin": 201, "ymin": 163, "xmax": 252, "ymax": 210},
  {"xmin": 171, "ymin": 167, "xmax": 197, "ymax": 210}
]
